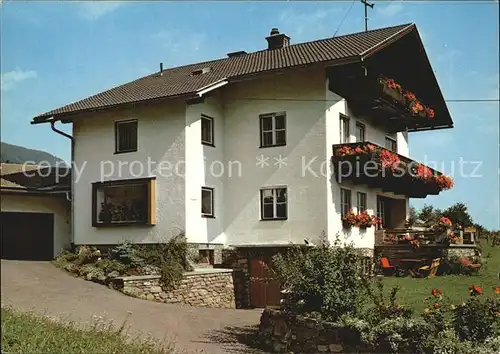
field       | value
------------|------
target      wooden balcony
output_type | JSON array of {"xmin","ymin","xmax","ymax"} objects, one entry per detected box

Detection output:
[{"xmin": 331, "ymin": 142, "xmax": 453, "ymax": 198}]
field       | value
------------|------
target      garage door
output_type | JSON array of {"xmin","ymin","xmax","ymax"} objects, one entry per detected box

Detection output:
[{"xmin": 1, "ymin": 212, "xmax": 54, "ymax": 261}]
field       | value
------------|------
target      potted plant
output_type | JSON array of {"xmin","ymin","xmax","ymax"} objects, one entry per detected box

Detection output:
[
  {"xmin": 355, "ymin": 211, "xmax": 378, "ymax": 229},
  {"xmin": 342, "ymin": 210, "xmax": 357, "ymax": 229},
  {"xmin": 380, "ymin": 77, "xmax": 405, "ymax": 103}
]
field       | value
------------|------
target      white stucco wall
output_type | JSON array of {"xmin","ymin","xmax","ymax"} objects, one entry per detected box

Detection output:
[
  {"xmin": 326, "ymin": 79, "xmax": 409, "ymax": 248},
  {"xmin": 0, "ymin": 194, "xmax": 71, "ymax": 257},
  {"xmin": 223, "ymin": 69, "xmax": 329, "ymax": 246},
  {"xmin": 185, "ymin": 94, "xmax": 226, "ymax": 244},
  {"xmin": 72, "ymin": 101, "xmax": 186, "ymax": 245}
]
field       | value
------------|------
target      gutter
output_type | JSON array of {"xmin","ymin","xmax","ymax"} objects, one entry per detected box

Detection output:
[
  {"xmin": 49, "ymin": 119, "xmax": 75, "ymax": 242},
  {"xmin": 195, "ymin": 78, "xmax": 228, "ymax": 97}
]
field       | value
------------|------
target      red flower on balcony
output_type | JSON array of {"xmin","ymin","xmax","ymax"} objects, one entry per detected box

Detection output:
[
  {"xmin": 335, "ymin": 146, "xmax": 355, "ymax": 156},
  {"xmin": 367, "ymin": 144, "xmax": 377, "ymax": 152},
  {"xmin": 424, "ymin": 107, "xmax": 435, "ymax": 119},
  {"xmin": 404, "ymin": 91, "xmax": 416, "ymax": 101},
  {"xmin": 378, "ymin": 150, "xmax": 400, "ymax": 171},
  {"xmin": 386, "ymin": 78, "xmax": 402, "ymax": 92},
  {"xmin": 416, "ymin": 164, "xmax": 434, "ymax": 180},
  {"xmin": 411, "ymin": 101, "xmax": 424, "ymax": 114},
  {"xmin": 435, "ymin": 175, "xmax": 454, "ymax": 190}
]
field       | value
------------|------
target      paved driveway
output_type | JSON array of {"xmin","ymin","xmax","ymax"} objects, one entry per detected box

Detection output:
[{"xmin": 1, "ymin": 260, "xmax": 264, "ymax": 353}]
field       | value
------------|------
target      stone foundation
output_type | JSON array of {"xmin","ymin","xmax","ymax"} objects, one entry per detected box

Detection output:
[
  {"xmin": 115, "ymin": 268, "xmax": 235, "ymax": 308},
  {"xmin": 221, "ymin": 248, "xmax": 250, "ymax": 308},
  {"xmin": 444, "ymin": 244, "xmax": 478, "ymax": 260}
]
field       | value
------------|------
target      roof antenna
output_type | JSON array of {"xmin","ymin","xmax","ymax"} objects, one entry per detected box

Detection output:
[
  {"xmin": 159, "ymin": 62, "xmax": 163, "ymax": 75},
  {"xmin": 360, "ymin": 0, "xmax": 375, "ymax": 32}
]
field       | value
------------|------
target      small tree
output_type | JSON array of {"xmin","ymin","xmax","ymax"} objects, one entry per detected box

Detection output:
[
  {"xmin": 272, "ymin": 235, "xmax": 367, "ymax": 321},
  {"xmin": 442, "ymin": 202, "xmax": 474, "ymax": 227}
]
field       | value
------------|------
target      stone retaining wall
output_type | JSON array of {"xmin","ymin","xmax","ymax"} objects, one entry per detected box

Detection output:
[
  {"xmin": 259, "ymin": 309, "xmax": 353, "ymax": 353},
  {"xmin": 115, "ymin": 269, "xmax": 235, "ymax": 309}
]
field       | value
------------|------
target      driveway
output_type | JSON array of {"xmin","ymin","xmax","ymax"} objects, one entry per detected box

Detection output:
[{"xmin": 1, "ymin": 260, "xmax": 265, "ymax": 353}]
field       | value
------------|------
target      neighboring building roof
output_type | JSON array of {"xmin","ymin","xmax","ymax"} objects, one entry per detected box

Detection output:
[
  {"xmin": 32, "ymin": 23, "xmax": 415, "ymax": 122},
  {"xmin": 0, "ymin": 163, "xmax": 70, "ymax": 193}
]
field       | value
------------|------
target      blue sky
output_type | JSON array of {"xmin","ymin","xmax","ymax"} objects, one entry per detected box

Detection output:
[{"xmin": 1, "ymin": 1, "xmax": 499, "ymax": 229}]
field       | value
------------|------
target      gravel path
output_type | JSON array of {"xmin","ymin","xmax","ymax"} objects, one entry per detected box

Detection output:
[{"xmin": 1, "ymin": 260, "xmax": 265, "ymax": 353}]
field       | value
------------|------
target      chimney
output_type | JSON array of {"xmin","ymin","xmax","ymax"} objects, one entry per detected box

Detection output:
[
  {"xmin": 266, "ymin": 28, "xmax": 290, "ymax": 50},
  {"xmin": 159, "ymin": 62, "xmax": 163, "ymax": 76}
]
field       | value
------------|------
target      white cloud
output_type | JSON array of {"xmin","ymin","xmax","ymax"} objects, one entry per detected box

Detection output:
[
  {"xmin": 79, "ymin": 1, "xmax": 124, "ymax": 21},
  {"xmin": 1, "ymin": 68, "xmax": 38, "ymax": 91},
  {"xmin": 378, "ymin": 3, "xmax": 404, "ymax": 17}
]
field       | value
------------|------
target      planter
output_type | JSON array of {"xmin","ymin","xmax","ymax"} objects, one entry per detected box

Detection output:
[
  {"xmin": 381, "ymin": 84, "xmax": 405, "ymax": 104},
  {"xmin": 342, "ymin": 221, "xmax": 353, "ymax": 229},
  {"xmin": 359, "ymin": 224, "xmax": 372, "ymax": 230}
]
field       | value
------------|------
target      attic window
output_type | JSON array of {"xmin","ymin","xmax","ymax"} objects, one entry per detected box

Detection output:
[
  {"xmin": 227, "ymin": 51, "xmax": 247, "ymax": 58},
  {"xmin": 192, "ymin": 67, "xmax": 211, "ymax": 76}
]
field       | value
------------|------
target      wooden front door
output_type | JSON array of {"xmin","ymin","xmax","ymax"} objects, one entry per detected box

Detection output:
[{"xmin": 250, "ymin": 255, "xmax": 281, "ymax": 308}]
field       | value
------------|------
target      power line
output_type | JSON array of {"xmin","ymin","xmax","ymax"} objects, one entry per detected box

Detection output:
[{"xmin": 333, "ymin": 0, "xmax": 357, "ymax": 37}]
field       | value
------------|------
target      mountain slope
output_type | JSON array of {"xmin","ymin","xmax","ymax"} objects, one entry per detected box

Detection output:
[{"xmin": 1, "ymin": 142, "xmax": 66, "ymax": 166}]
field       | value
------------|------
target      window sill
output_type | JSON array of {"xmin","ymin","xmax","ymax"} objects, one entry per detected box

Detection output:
[
  {"xmin": 202, "ymin": 142, "xmax": 215, "ymax": 147},
  {"xmin": 114, "ymin": 149, "xmax": 137, "ymax": 155},
  {"xmin": 202, "ymin": 214, "xmax": 216, "ymax": 219},
  {"xmin": 260, "ymin": 217, "xmax": 288, "ymax": 221},
  {"xmin": 93, "ymin": 222, "xmax": 155, "ymax": 228},
  {"xmin": 259, "ymin": 143, "xmax": 286, "ymax": 149}
]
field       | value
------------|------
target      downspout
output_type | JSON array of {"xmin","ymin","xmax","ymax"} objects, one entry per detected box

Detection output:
[{"xmin": 50, "ymin": 119, "xmax": 75, "ymax": 245}]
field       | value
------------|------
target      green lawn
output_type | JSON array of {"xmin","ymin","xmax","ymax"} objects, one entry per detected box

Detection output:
[
  {"xmin": 1, "ymin": 307, "xmax": 174, "ymax": 354},
  {"xmin": 381, "ymin": 240, "xmax": 499, "ymax": 313}
]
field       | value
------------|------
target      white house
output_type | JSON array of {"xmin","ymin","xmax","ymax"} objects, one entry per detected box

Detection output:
[{"xmin": 31, "ymin": 24, "xmax": 454, "ymax": 274}]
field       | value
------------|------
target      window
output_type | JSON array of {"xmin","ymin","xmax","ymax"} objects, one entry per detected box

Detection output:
[
  {"xmin": 340, "ymin": 188, "xmax": 351, "ymax": 217},
  {"xmin": 355, "ymin": 122, "xmax": 365, "ymax": 142},
  {"xmin": 377, "ymin": 197, "xmax": 386, "ymax": 229},
  {"xmin": 201, "ymin": 187, "xmax": 214, "ymax": 217},
  {"xmin": 115, "ymin": 120, "xmax": 138, "ymax": 153},
  {"xmin": 92, "ymin": 177, "xmax": 156, "ymax": 227},
  {"xmin": 357, "ymin": 192, "xmax": 367, "ymax": 212},
  {"xmin": 385, "ymin": 137, "xmax": 397, "ymax": 152},
  {"xmin": 201, "ymin": 115, "xmax": 214, "ymax": 146},
  {"xmin": 260, "ymin": 112, "xmax": 286, "ymax": 147},
  {"xmin": 198, "ymin": 249, "xmax": 214, "ymax": 265},
  {"xmin": 260, "ymin": 187, "xmax": 287, "ymax": 220},
  {"xmin": 340, "ymin": 114, "xmax": 350, "ymax": 143}
]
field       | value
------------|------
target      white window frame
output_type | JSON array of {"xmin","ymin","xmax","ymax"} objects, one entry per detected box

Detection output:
[
  {"xmin": 355, "ymin": 122, "xmax": 366, "ymax": 142},
  {"xmin": 357, "ymin": 192, "xmax": 367, "ymax": 213},
  {"xmin": 385, "ymin": 136, "xmax": 397, "ymax": 152},
  {"xmin": 201, "ymin": 114, "xmax": 214, "ymax": 146},
  {"xmin": 201, "ymin": 187, "xmax": 214, "ymax": 217},
  {"xmin": 115, "ymin": 119, "xmax": 138, "ymax": 153},
  {"xmin": 339, "ymin": 114, "xmax": 350, "ymax": 144},
  {"xmin": 340, "ymin": 187, "xmax": 351, "ymax": 217},
  {"xmin": 259, "ymin": 112, "xmax": 286, "ymax": 147},
  {"xmin": 260, "ymin": 187, "xmax": 288, "ymax": 220}
]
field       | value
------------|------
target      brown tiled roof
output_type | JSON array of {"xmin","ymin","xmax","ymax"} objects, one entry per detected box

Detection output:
[
  {"xmin": 0, "ymin": 163, "xmax": 70, "ymax": 192},
  {"xmin": 33, "ymin": 23, "xmax": 414, "ymax": 121}
]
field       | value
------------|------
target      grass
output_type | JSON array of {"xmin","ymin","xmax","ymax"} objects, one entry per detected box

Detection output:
[
  {"xmin": 381, "ymin": 240, "xmax": 500, "ymax": 313},
  {"xmin": 1, "ymin": 307, "xmax": 175, "ymax": 354}
]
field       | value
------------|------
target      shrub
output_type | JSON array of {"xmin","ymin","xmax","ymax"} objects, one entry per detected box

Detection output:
[
  {"xmin": 370, "ymin": 317, "xmax": 430, "ymax": 354},
  {"xmin": 108, "ymin": 242, "xmax": 145, "ymax": 268},
  {"xmin": 452, "ymin": 297, "xmax": 500, "ymax": 343},
  {"xmin": 272, "ymin": 235, "xmax": 367, "ymax": 321},
  {"xmin": 74, "ymin": 245, "xmax": 101, "ymax": 265},
  {"xmin": 440, "ymin": 256, "xmax": 474, "ymax": 275},
  {"xmin": 360, "ymin": 279, "xmax": 413, "ymax": 325},
  {"xmin": 94, "ymin": 259, "xmax": 128, "ymax": 276}
]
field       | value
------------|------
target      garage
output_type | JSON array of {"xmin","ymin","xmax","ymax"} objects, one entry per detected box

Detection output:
[{"xmin": 1, "ymin": 212, "xmax": 54, "ymax": 261}]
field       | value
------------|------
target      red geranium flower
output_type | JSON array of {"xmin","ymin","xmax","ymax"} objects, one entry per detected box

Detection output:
[
  {"xmin": 495, "ymin": 287, "xmax": 500, "ymax": 295},
  {"xmin": 424, "ymin": 107, "xmax": 435, "ymax": 119},
  {"xmin": 433, "ymin": 302, "xmax": 439, "ymax": 309},
  {"xmin": 378, "ymin": 150, "xmax": 400, "ymax": 171},
  {"xmin": 435, "ymin": 175, "xmax": 454, "ymax": 190},
  {"xmin": 416, "ymin": 164, "xmax": 434, "ymax": 180},
  {"xmin": 440, "ymin": 217, "xmax": 452, "ymax": 227},
  {"xmin": 404, "ymin": 91, "xmax": 416, "ymax": 101}
]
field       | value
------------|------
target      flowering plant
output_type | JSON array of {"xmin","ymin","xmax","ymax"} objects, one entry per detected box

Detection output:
[
  {"xmin": 435, "ymin": 175, "xmax": 454, "ymax": 190},
  {"xmin": 415, "ymin": 164, "xmax": 434, "ymax": 180},
  {"xmin": 385, "ymin": 78, "xmax": 402, "ymax": 92},
  {"xmin": 404, "ymin": 91, "xmax": 416, "ymax": 101},
  {"xmin": 355, "ymin": 211, "xmax": 380, "ymax": 228},
  {"xmin": 334, "ymin": 144, "xmax": 376, "ymax": 157},
  {"xmin": 424, "ymin": 107, "xmax": 435, "ymax": 119},
  {"xmin": 410, "ymin": 101, "xmax": 425, "ymax": 114},
  {"xmin": 440, "ymin": 217, "xmax": 452, "ymax": 227},
  {"xmin": 378, "ymin": 150, "xmax": 401, "ymax": 171},
  {"xmin": 342, "ymin": 210, "xmax": 357, "ymax": 227}
]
